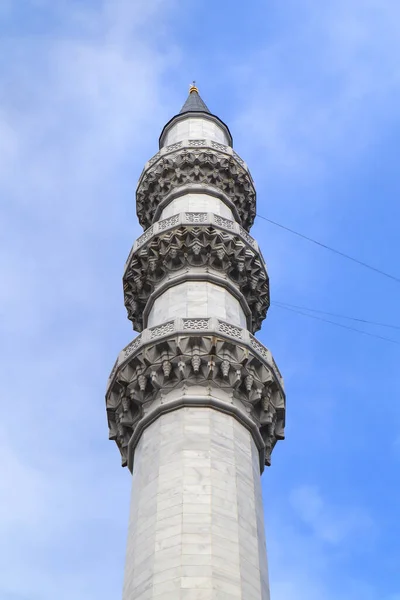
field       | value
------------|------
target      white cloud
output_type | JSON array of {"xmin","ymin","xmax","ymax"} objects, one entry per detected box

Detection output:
[
  {"xmin": 0, "ymin": 0, "xmax": 181, "ymax": 335},
  {"xmin": 0, "ymin": 2, "xmax": 397, "ymax": 599},
  {"xmin": 232, "ymin": 0, "xmax": 400, "ymax": 176},
  {"xmin": 0, "ymin": 1, "xmax": 180, "ymax": 598},
  {"xmin": 266, "ymin": 483, "xmax": 380, "ymax": 600},
  {"xmin": 290, "ymin": 484, "xmax": 375, "ymax": 545}
]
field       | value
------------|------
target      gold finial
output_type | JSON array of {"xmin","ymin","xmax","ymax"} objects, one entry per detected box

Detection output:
[{"xmin": 189, "ymin": 80, "xmax": 198, "ymax": 94}]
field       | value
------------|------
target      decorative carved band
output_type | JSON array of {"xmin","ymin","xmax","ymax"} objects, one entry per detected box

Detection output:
[
  {"xmin": 136, "ymin": 145, "xmax": 256, "ymax": 231},
  {"xmin": 123, "ymin": 220, "xmax": 269, "ymax": 333},
  {"xmin": 145, "ymin": 138, "xmax": 247, "ymax": 175},
  {"xmin": 106, "ymin": 325, "xmax": 285, "ymax": 470},
  {"xmin": 107, "ymin": 318, "xmax": 283, "ymax": 389},
  {"xmin": 126, "ymin": 212, "xmax": 258, "ymax": 262}
]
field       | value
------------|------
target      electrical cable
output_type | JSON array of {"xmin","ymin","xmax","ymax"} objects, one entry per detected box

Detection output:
[
  {"xmin": 256, "ymin": 214, "xmax": 400, "ymax": 284},
  {"xmin": 272, "ymin": 300, "xmax": 400, "ymax": 330},
  {"xmin": 272, "ymin": 303, "xmax": 400, "ymax": 345}
]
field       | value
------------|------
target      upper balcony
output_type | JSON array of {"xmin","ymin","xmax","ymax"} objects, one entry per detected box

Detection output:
[{"xmin": 136, "ymin": 139, "xmax": 256, "ymax": 231}]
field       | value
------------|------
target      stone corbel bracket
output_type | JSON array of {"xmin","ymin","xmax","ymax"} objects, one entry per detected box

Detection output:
[
  {"xmin": 136, "ymin": 142, "xmax": 256, "ymax": 231},
  {"xmin": 106, "ymin": 317, "xmax": 285, "ymax": 472},
  {"xmin": 123, "ymin": 213, "xmax": 270, "ymax": 333}
]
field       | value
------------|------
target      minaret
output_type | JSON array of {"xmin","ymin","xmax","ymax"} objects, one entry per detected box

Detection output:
[{"xmin": 106, "ymin": 84, "xmax": 286, "ymax": 600}]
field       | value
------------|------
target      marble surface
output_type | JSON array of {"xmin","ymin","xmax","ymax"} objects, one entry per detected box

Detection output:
[
  {"xmin": 122, "ymin": 406, "xmax": 270, "ymax": 600},
  {"xmin": 162, "ymin": 117, "xmax": 230, "ymax": 147},
  {"xmin": 147, "ymin": 281, "xmax": 247, "ymax": 329},
  {"xmin": 160, "ymin": 194, "xmax": 234, "ymax": 221}
]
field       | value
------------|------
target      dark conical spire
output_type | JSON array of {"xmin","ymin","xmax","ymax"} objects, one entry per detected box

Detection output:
[
  {"xmin": 159, "ymin": 82, "xmax": 233, "ymax": 148},
  {"xmin": 180, "ymin": 82, "xmax": 210, "ymax": 114}
]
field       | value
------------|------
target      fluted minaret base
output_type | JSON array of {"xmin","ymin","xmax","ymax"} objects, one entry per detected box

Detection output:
[{"xmin": 123, "ymin": 404, "xmax": 270, "ymax": 600}]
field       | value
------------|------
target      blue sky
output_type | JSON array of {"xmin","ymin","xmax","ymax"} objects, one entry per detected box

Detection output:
[{"xmin": 0, "ymin": 0, "xmax": 399, "ymax": 598}]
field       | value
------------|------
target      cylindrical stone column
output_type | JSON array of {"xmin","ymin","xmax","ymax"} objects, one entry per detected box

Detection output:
[
  {"xmin": 106, "ymin": 85, "xmax": 285, "ymax": 599},
  {"xmin": 123, "ymin": 407, "xmax": 269, "ymax": 600}
]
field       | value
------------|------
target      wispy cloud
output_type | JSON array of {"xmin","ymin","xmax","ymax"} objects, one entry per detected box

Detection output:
[
  {"xmin": 0, "ymin": 1, "xmax": 180, "ymax": 597},
  {"xmin": 232, "ymin": 0, "xmax": 400, "ymax": 176},
  {"xmin": 265, "ymin": 483, "xmax": 381, "ymax": 600},
  {"xmin": 1, "ymin": 2, "xmax": 399, "ymax": 599},
  {"xmin": 290, "ymin": 484, "xmax": 375, "ymax": 545}
]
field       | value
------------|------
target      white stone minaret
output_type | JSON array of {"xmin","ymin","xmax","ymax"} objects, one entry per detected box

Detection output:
[{"xmin": 106, "ymin": 84, "xmax": 286, "ymax": 599}]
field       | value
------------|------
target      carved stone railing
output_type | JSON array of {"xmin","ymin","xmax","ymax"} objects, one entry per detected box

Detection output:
[
  {"xmin": 126, "ymin": 212, "xmax": 259, "ymax": 262},
  {"xmin": 105, "ymin": 318, "xmax": 285, "ymax": 471},
  {"xmin": 122, "ymin": 214, "xmax": 270, "ymax": 333},
  {"xmin": 136, "ymin": 143, "xmax": 256, "ymax": 231},
  {"xmin": 107, "ymin": 317, "xmax": 283, "ymax": 389},
  {"xmin": 144, "ymin": 139, "xmax": 248, "ymax": 171}
]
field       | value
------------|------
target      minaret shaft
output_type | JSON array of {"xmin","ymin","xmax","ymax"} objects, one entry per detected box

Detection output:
[
  {"xmin": 123, "ymin": 406, "xmax": 270, "ymax": 600},
  {"xmin": 106, "ymin": 88, "xmax": 285, "ymax": 599}
]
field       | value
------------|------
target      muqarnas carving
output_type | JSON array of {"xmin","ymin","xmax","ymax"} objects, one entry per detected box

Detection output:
[
  {"xmin": 123, "ymin": 223, "xmax": 270, "ymax": 333},
  {"xmin": 136, "ymin": 146, "xmax": 256, "ymax": 231},
  {"xmin": 106, "ymin": 331, "xmax": 285, "ymax": 468}
]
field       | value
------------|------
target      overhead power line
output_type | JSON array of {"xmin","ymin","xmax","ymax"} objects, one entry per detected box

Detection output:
[
  {"xmin": 256, "ymin": 214, "xmax": 400, "ymax": 284},
  {"xmin": 272, "ymin": 303, "xmax": 400, "ymax": 346},
  {"xmin": 272, "ymin": 300, "xmax": 400, "ymax": 331}
]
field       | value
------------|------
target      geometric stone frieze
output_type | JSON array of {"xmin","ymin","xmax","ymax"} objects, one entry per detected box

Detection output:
[
  {"xmin": 136, "ymin": 143, "xmax": 256, "ymax": 231},
  {"xmin": 123, "ymin": 216, "xmax": 270, "ymax": 333},
  {"xmin": 105, "ymin": 317, "xmax": 285, "ymax": 470},
  {"xmin": 127, "ymin": 211, "xmax": 258, "ymax": 259},
  {"xmin": 145, "ymin": 139, "xmax": 247, "ymax": 170},
  {"xmin": 107, "ymin": 317, "xmax": 283, "ymax": 388}
]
